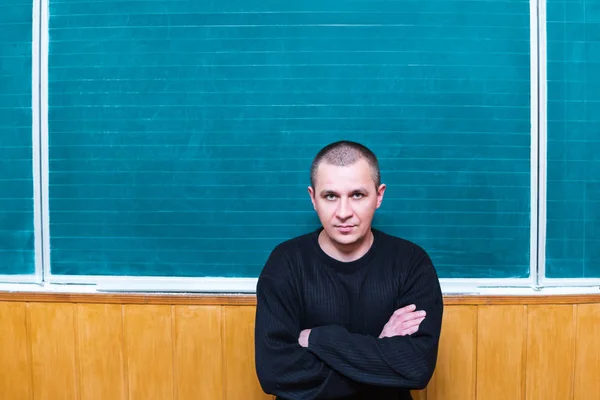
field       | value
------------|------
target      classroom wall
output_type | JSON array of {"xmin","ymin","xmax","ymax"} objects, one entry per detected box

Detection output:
[{"xmin": 1, "ymin": 293, "xmax": 599, "ymax": 400}]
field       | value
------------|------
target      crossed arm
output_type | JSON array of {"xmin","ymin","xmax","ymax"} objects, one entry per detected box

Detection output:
[
  {"xmin": 254, "ymin": 255, "xmax": 443, "ymax": 400},
  {"xmin": 298, "ymin": 304, "xmax": 426, "ymax": 347}
]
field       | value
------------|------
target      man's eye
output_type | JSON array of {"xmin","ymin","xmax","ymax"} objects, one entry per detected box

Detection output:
[
  {"xmin": 325, "ymin": 194, "xmax": 337, "ymax": 200},
  {"xmin": 352, "ymin": 193, "xmax": 364, "ymax": 199}
]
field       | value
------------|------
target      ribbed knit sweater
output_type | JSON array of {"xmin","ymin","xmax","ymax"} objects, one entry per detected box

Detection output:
[{"xmin": 254, "ymin": 228, "xmax": 444, "ymax": 400}]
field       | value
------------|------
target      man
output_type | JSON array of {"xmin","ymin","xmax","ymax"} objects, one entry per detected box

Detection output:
[{"xmin": 254, "ymin": 140, "xmax": 443, "ymax": 400}]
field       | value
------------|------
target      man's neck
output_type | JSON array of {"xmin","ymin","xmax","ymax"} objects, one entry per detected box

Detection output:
[{"xmin": 318, "ymin": 229, "xmax": 374, "ymax": 262}]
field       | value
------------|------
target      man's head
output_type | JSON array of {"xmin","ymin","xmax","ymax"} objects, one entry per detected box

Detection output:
[
  {"xmin": 310, "ymin": 141, "xmax": 381, "ymax": 189},
  {"xmin": 308, "ymin": 141, "xmax": 386, "ymax": 260}
]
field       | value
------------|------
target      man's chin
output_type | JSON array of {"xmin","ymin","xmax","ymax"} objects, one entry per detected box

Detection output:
[{"xmin": 328, "ymin": 232, "xmax": 361, "ymax": 247}]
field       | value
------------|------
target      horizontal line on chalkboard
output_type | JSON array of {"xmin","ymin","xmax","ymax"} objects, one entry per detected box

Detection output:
[
  {"xmin": 47, "ymin": 145, "xmax": 527, "ymax": 151},
  {"xmin": 547, "ymin": 101, "xmax": 600, "ymax": 105},
  {"xmin": 0, "ymin": 40, "xmax": 30, "ymax": 44},
  {"xmin": 49, "ymin": 153, "xmax": 529, "ymax": 160},
  {"xmin": 46, "ymin": 245, "xmax": 523, "ymax": 253},
  {"xmin": 49, "ymin": 90, "xmax": 528, "ymax": 96},
  {"xmin": 49, "ymin": 183, "xmax": 531, "ymax": 188},
  {"xmin": 50, "ymin": 261, "xmax": 246, "ymax": 266},
  {"xmin": 50, "ymin": 24, "xmax": 530, "ymax": 30},
  {"xmin": 49, "ymin": 77, "xmax": 531, "ymax": 83},
  {"xmin": 547, "ymin": 60, "xmax": 600, "ymax": 66},
  {"xmin": 49, "ymin": 210, "xmax": 530, "ymax": 215},
  {"xmin": 48, "ymin": 132, "xmax": 530, "ymax": 137},
  {"xmin": 0, "ymin": 22, "xmax": 29, "ymax": 26},
  {"xmin": 549, "ymin": 43, "xmax": 600, "ymax": 49},
  {"xmin": 48, "ymin": 261, "xmax": 528, "ymax": 268},
  {"xmin": 52, "ymin": 50, "xmax": 530, "ymax": 57},
  {"xmin": 49, "ymin": 197, "xmax": 522, "ymax": 202},
  {"xmin": 49, "ymin": 0, "xmax": 527, "ymax": 4},
  {"xmin": 48, "ymin": 233, "xmax": 529, "ymax": 240},
  {"xmin": 49, "ymin": 63, "xmax": 529, "ymax": 68},
  {"xmin": 49, "ymin": 211, "xmax": 529, "ymax": 217},
  {"xmin": 547, "ymin": 239, "xmax": 600, "ymax": 243},
  {"xmin": 48, "ymin": 104, "xmax": 530, "ymax": 109},
  {"xmin": 548, "ymin": 80, "xmax": 600, "ymax": 84},
  {"xmin": 548, "ymin": 159, "xmax": 600, "ymax": 162},
  {"xmin": 51, "ymin": 220, "xmax": 525, "ymax": 226},
  {"xmin": 548, "ymin": 179, "xmax": 600, "ymax": 183},
  {"xmin": 54, "ymin": 249, "xmax": 268, "ymax": 254},
  {"xmin": 51, "ymin": 10, "xmax": 529, "ymax": 17},
  {"xmin": 548, "ymin": 120, "xmax": 600, "ymax": 123},
  {"xmin": 47, "ymin": 117, "xmax": 531, "ymax": 122},
  {"xmin": 49, "ymin": 169, "xmax": 530, "ymax": 174},
  {"xmin": 49, "ymin": 36, "xmax": 532, "ymax": 43}
]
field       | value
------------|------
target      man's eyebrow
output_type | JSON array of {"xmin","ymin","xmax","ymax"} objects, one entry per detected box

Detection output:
[
  {"xmin": 319, "ymin": 189, "xmax": 338, "ymax": 196},
  {"xmin": 319, "ymin": 188, "xmax": 369, "ymax": 196}
]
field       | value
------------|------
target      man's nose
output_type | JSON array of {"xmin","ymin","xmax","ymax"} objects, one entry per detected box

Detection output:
[{"xmin": 336, "ymin": 198, "xmax": 353, "ymax": 220}]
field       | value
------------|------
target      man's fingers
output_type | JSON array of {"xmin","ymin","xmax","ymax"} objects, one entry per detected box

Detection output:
[
  {"xmin": 401, "ymin": 325, "xmax": 420, "ymax": 336},
  {"xmin": 401, "ymin": 316, "xmax": 425, "ymax": 329},
  {"xmin": 391, "ymin": 309, "xmax": 426, "ymax": 323},
  {"xmin": 394, "ymin": 316, "xmax": 425, "ymax": 331},
  {"xmin": 393, "ymin": 304, "xmax": 416, "ymax": 316},
  {"xmin": 405, "ymin": 310, "xmax": 426, "ymax": 321}
]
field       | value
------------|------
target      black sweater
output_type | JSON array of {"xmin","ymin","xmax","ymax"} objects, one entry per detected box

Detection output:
[{"xmin": 254, "ymin": 228, "xmax": 444, "ymax": 400}]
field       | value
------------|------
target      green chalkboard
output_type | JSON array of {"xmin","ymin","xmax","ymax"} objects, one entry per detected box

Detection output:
[
  {"xmin": 546, "ymin": 0, "xmax": 600, "ymax": 278},
  {"xmin": 48, "ymin": 0, "xmax": 531, "ymax": 279},
  {"xmin": 0, "ymin": 0, "xmax": 35, "ymax": 276}
]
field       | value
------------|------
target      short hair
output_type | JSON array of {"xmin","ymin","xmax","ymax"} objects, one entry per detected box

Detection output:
[{"xmin": 310, "ymin": 140, "xmax": 381, "ymax": 188}]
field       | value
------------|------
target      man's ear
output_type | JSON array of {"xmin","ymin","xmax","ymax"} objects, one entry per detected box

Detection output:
[
  {"xmin": 376, "ymin": 183, "xmax": 386, "ymax": 209},
  {"xmin": 307, "ymin": 186, "xmax": 317, "ymax": 210}
]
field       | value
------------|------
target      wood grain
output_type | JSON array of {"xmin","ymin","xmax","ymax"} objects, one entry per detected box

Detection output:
[
  {"xmin": 476, "ymin": 305, "xmax": 526, "ymax": 400},
  {"xmin": 2, "ymin": 299, "xmax": 600, "ymax": 399},
  {"xmin": 124, "ymin": 305, "xmax": 174, "ymax": 400},
  {"xmin": 0, "ymin": 302, "xmax": 32, "ymax": 400},
  {"xmin": 174, "ymin": 305, "xmax": 223, "ymax": 400},
  {"xmin": 526, "ymin": 305, "xmax": 575, "ymax": 400},
  {"xmin": 573, "ymin": 304, "xmax": 600, "ymax": 400},
  {"xmin": 76, "ymin": 304, "xmax": 126, "ymax": 400},
  {"xmin": 426, "ymin": 306, "xmax": 478, "ymax": 400},
  {"xmin": 223, "ymin": 306, "xmax": 270, "ymax": 400},
  {"xmin": 28, "ymin": 303, "xmax": 78, "ymax": 400}
]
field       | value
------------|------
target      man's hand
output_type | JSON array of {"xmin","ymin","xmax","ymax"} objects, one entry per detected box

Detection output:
[
  {"xmin": 379, "ymin": 304, "xmax": 426, "ymax": 338},
  {"xmin": 298, "ymin": 329, "xmax": 311, "ymax": 347}
]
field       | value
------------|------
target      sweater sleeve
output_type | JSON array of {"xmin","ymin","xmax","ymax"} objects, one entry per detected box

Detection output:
[
  {"xmin": 254, "ymin": 250, "xmax": 363, "ymax": 400},
  {"xmin": 306, "ymin": 251, "xmax": 443, "ymax": 390}
]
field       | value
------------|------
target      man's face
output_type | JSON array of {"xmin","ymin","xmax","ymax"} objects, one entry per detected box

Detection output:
[{"xmin": 308, "ymin": 158, "xmax": 386, "ymax": 251}]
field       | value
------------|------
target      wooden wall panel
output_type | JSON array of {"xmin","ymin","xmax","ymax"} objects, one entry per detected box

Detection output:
[
  {"xmin": 124, "ymin": 305, "xmax": 174, "ymax": 400},
  {"xmin": 476, "ymin": 305, "xmax": 526, "ymax": 400},
  {"xmin": 574, "ymin": 304, "xmax": 600, "ymax": 400},
  {"xmin": 526, "ymin": 305, "xmax": 576, "ymax": 400},
  {"xmin": 28, "ymin": 303, "xmax": 78, "ymax": 400},
  {"xmin": 1, "ymin": 296, "xmax": 599, "ymax": 400},
  {"xmin": 0, "ymin": 302, "xmax": 32, "ymax": 400},
  {"xmin": 174, "ymin": 305, "xmax": 224, "ymax": 400},
  {"xmin": 76, "ymin": 304, "xmax": 126, "ymax": 400},
  {"xmin": 223, "ymin": 306, "xmax": 271, "ymax": 400},
  {"xmin": 426, "ymin": 306, "xmax": 478, "ymax": 400}
]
